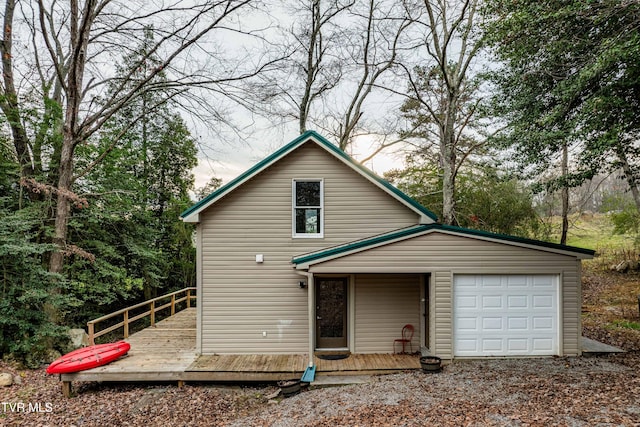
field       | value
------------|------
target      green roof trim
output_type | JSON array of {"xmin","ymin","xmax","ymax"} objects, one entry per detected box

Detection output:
[
  {"xmin": 436, "ymin": 224, "xmax": 596, "ymax": 256},
  {"xmin": 181, "ymin": 131, "xmax": 315, "ymax": 219},
  {"xmin": 181, "ymin": 130, "xmax": 438, "ymax": 221},
  {"xmin": 292, "ymin": 223, "xmax": 595, "ymax": 265},
  {"xmin": 304, "ymin": 132, "xmax": 438, "ymax": 221}
]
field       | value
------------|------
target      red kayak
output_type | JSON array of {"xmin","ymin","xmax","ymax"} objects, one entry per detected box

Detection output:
[{"xmin": 46, "ymin": 341, "xmax": 131, "ymax": 374}]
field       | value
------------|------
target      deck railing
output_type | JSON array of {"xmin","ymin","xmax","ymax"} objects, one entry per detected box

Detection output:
[{"xmin": 87, "ymin": 287, "xmax": 197, "ymax": 345}]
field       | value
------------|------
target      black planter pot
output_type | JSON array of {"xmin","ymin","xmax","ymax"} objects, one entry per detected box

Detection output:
[
  {"xmin": 420, "ymin": 356, "xmax": 442, "ymax": 373},
  {"xmin": 278, "ymin": 379, "xmax": 301, "ymax": 397}
]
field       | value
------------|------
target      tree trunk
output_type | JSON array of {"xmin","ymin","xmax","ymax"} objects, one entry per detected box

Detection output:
[
  {"xmin": 1, "ymin": 0, "xmax": 34, "ymax": 178},
  {"xmin": 299, "ymin": 0, "xmax": 320, "ymax": 134},
  {"xmin": 560, "ymin": 142, "xmax": 569, "ymax": 245},
  {"xmin": 441, "ymin": 147, "xmax": 457, "ymax": 225},
  {"xmin": 45, "ymin": 130, "xmax": 75, "ymax": 324},
  {"xmin": 441, "ymin": 87, "xmax": 459, "ymax": 226},
  {"xmin": 46, "ymin": 0, "xmax": 95, "ymax": 323},
  {"xmin": 49, "ymin": 134, "xmax": 75, "ymax": 270},
  {"xmin": 616, "ymin": 142, "xmax": 640, "ymax": 211},
  {"xmin": 441, "ymin": 123, "xmax": 457, "ymax": 225}
]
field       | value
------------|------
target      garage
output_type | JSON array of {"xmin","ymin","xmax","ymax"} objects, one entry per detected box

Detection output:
[
  {"xmin": 295, "ymin": 224, "xmax": 592, "ymax": 359},
  {"xmin": 454, "ymin": 274, "xmax": 559, "ymax": 357}
]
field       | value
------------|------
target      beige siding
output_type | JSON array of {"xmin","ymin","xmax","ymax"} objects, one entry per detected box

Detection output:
[
  {"xmin": 433, "ymin": 271, "xmax": 452, "ymax": 358},
  {"xmin": 354, "ymin": 274, "xmax": 421, "ymax": 353},
  {"xmin": 199, "ymin": 142, "xmax": 420, "ymax": 354},
  {"xmin": 309, "ymin": 231, "xmax": 582, "ymax": 359},
  {"xmin": 562, "ymin": 261, "xmax": 582, "ymax": 355}
]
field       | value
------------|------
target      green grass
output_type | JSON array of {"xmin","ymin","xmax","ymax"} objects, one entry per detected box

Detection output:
[
  {"xmin": 562, "ymin": 213, "xmax": 635, "ymax": 250},
  {"xmin": 610, "ymin": 320, "xmax": 640, "ymax": 330},
  {"xmin": 544, "ymin": 213, "xmax": 638, "ymax": 268}
]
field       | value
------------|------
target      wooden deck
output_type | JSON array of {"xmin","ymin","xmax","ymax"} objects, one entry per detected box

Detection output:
[
  {"xmin": 62, "ymin": 308, "xmax": 198, "ymax": 383},
  {"xmin": 189, "ymin": 353, "xmax": 421, "ymax": 381},
  {"xmin": 61, "ymin": 308, "xmax": 420, "ymax": 386}
]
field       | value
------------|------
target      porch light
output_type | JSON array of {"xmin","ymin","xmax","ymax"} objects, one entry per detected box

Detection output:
[{"xmin": 298, "ymin": 280, "xmax": 307, "ymax": 289}]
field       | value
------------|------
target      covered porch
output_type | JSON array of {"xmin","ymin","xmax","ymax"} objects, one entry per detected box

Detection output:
[{"xmin": 299, "ymin": 273, "xmax": 429, "ymax": 359}]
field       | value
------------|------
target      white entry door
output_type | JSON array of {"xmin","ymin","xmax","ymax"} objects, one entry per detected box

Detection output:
[{"xmin": 453, "ymin": 275, "xmax": 559, "ymax": 357}]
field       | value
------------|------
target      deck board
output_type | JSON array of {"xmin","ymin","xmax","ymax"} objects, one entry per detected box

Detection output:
[{"xmin": 61, "ymin": 308, "xmax": 420, "ymax": 384}]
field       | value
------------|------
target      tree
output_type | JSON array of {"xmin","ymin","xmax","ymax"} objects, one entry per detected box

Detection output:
[
  {"xmin": 1, "ymin": 1, "xmax": 274, "ymax": 324},
  {"xmin": 399, "ymin": 0, "xmax": 485, "ymax": 225},
  {"xmin": 71, "ymin": 30, "xmax": 199, "ymax": 303},
  {"xmin": 0, "ymin": 158, "xmax": 72, "ymax": 365},
  {"xmin": 196, "ymin": 176, "xmax": 224, "ymax": 200},
  {"xmin": 484, "ymin": 0, "xmax": 640, "ymax": 242},
  {"xmin": 294, "ymin": 0, "xmax": 354, "ymax": 136},
  {"xmin": 385, "ymin": 154, "xmax": 541, "ymax": 237},
  {"xmin": 329, "ymin": 0, "xmax": 411, "ymax": 149},
  {"xmin": 253, "ymin": 0, "xmax": 410, "ymax": 149}
]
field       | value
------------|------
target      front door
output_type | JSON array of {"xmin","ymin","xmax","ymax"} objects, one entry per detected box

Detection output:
[{"xmin": 316, "ymin": 277, "xmax": 348, "ymax": 349}]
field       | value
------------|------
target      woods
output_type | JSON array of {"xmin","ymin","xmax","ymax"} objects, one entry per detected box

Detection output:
[
  {"xmin": 1, "ymin": 0, "xmax": 269, "ymax": 364},
  {"xmin": 1, "ymin": 0, "xmax": 639, "ymax": 365},
  {"xmin": 484, "ymin": 0, "xmax": 640, "ymax": 242}
]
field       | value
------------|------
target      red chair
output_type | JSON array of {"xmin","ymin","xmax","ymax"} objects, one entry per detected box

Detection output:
[{"xmin": 394, "ymin": 324, "xmax": 414, "ymax": 354}]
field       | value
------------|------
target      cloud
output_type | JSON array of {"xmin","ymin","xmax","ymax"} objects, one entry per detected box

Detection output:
[{"xmin": 192, "ymin": 157, "xmax": 246, "ymax": 190}]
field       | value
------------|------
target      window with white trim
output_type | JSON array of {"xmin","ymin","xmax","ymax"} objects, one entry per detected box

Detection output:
[{"xmin": 293, "ymin": 179, "xmax": 323, "ymax": 238}]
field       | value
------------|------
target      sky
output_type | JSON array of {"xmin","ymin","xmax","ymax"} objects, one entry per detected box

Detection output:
[
  {"xmin": 175, "ymin": 0, "xmax": 417, "ymax": 195},
  {"xmin": 190, "ymin": 130, "xmax": 406, "ymax": 194}
]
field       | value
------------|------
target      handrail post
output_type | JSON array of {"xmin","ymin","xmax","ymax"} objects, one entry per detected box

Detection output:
[
  {"xmin": 187, "ymin": 289, "xmax": 191, "ymax": 308},
  {"xmin": 88, "ymin": 322, "xmax": 95, "ymax": 346},
  {"xmin": 150, "ymin": 301, "xmax": 155, "ymax": 327},
  {"xmin": 171, "ymin": 294, "xmax": 176, "ymax": 315},
  {"xmin": 124, "ymin": 310, "xmax": 129, "ymax": 339}
]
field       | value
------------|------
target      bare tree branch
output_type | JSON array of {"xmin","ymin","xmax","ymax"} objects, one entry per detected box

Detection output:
[{"xmin": 400, "ymin": 0, "xmax": 485, "ymax": 225}]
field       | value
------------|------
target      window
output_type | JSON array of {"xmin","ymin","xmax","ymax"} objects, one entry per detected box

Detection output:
[{"xmin": 293, "ymin": 179, "xmax": 323, "ymax": 238}]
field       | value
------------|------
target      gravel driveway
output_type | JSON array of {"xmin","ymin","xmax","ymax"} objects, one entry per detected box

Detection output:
[
  {"xmin": 232, "ymin": 354, "xmax": 640, "ymax": 427},
  {"xmin": 2, "ymin": 353, "xmax": 639, "ymax": 426}
]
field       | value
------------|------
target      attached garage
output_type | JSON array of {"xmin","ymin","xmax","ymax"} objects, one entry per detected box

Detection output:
[
  {"xmin": 453, "ymin": 275, "xmax": 559, "ymax": 357},
  {"xmin": 295, "ymin": 224, "xmax": 594, "ymax": 360}
]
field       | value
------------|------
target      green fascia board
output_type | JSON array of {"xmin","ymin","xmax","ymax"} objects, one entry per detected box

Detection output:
[
  {"xmin": 292, "ymin": 223, "xmax": 595, "ymax": 265},
  {"xmin": 436, "ymin": 224, "xmax": 596, "ymax": 257},
  {"xmin": 181, "ymin": 130, "xmax": 438, "ymax": 221},
  {"xmin": 306, "ymin": 132, "xmax": 438, "ymax": 222}
]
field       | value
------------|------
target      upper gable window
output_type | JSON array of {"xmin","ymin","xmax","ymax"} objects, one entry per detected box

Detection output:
[{"xmin": 293, "ymin": 179, "xmax": 323, "ymax": 238}]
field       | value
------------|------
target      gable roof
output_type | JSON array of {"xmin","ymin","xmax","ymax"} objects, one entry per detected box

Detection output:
[
  {"xmin": 292, "ymin": 223, "xmax": 595, "ymax": 268},
  {"xmin": 181, "ymin": 130, "xmax": 438, "ymax": 223}
]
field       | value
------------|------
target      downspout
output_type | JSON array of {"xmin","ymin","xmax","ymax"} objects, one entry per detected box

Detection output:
[{"xmin": 297, "ymin": 270, "xmax": 314, "ymax": 367}]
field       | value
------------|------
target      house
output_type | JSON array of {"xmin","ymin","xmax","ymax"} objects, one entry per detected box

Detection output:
[{"xmin": 180, "ymin": 131, "xmax": 594, "ymax": 367}]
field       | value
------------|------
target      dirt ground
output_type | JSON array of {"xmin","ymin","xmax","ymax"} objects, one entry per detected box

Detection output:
[{"xmin": 1, "ymin": 267, "xmax": 639, "ymax": 427}]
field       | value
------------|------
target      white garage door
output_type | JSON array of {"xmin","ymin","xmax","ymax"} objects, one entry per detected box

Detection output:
[{"xmin": 453, "ymin": 275, "xmax": 559, "ymax": 357}]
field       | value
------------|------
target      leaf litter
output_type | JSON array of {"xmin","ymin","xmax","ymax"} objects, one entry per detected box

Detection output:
[{"xmin": 2, "ymin": 267, "xmax": 640, "ymax": 426}]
